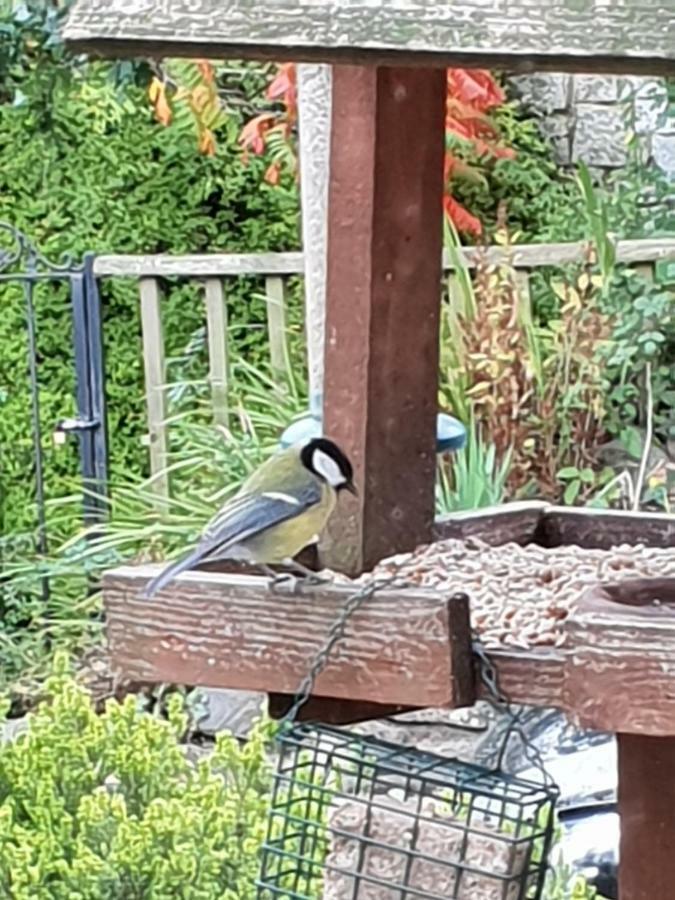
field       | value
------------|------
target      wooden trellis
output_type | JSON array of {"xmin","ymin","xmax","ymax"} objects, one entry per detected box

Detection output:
[{"xmin": 64, "ymin": 2, "xmax": 675, "ymax": 897}]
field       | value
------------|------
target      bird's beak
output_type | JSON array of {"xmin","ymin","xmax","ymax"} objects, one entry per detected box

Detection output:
[{"xmin": 345, "ymin": 481, "xmax": 358, "ymax": 496}]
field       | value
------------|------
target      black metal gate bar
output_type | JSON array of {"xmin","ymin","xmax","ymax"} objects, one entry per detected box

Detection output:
[
  {"xmin": 68, "ymin": 259, "xmax": 109, "ymax": 525},
  {"xmin": 0, "ymin": 224, "xmax": 109, "ymax": 590}
]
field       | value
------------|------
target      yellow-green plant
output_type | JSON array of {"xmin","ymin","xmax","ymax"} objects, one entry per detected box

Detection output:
[{"xmin": 0, "ymin": 653, "xmax": 274, "ymax": 899}]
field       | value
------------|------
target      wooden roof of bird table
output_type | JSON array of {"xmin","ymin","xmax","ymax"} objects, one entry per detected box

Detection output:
[{"xmin": 64, "ymin": 3, "xmax": 675, "ymax": 897}]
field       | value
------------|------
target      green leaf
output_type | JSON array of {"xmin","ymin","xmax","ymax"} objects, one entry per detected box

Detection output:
[
  {"xmin": 564, "ymin": 480, "xmax": 581, "ymax": 505},
  {"xmin": 556, "ymin": 467, "xmax": 580, "ymax": 480}
]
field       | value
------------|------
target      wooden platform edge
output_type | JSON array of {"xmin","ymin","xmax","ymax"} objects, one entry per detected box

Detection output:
[{"xmin": 102, "ymin": 565, "xmax": 475, "ymax": 711}]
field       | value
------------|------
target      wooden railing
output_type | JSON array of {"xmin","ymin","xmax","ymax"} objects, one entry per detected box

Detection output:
[{"xmin": 93, "ymin": 238, "xmax": 675, "ymax": 500}]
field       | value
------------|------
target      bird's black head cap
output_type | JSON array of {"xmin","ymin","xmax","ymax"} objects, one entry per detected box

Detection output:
[{"xmin": 301, "ymin": 437, "xmax": 357, "ymax": 494}]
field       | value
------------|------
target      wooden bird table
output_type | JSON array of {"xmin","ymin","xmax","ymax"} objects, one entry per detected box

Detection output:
[{"xmin": 64, "ymin": 1, "xmax": 674, "ymax": 896}]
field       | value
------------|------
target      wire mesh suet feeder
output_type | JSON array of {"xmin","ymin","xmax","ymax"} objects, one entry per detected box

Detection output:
[
  {"xmin": 257, "ymin": 723, "xmax": 557, "ymax": 899},
  {"xmin": 256, "ymin": 584, "xmax": 558, "ymax": 899}
]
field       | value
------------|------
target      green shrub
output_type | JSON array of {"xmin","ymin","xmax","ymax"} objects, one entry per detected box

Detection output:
[
  {"xmin": 0, "ymin": 653, "xmax": 275, "ymax": 899},
  {"xmin": 0, "ymin": 0, "xmax": 300, "ymax": 542}
]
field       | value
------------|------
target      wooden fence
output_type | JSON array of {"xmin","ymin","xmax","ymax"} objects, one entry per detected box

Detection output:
[{"xmin": 93, "ymin": 238, "xmax": 675, "ymax": 500}]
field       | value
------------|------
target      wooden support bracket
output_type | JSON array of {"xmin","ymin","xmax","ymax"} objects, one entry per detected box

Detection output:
[{"xmin": 102, "ymin": 565, "xmax": 475, "ymax": 711}]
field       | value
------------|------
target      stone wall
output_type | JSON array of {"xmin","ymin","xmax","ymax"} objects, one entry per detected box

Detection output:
[{"xmin": 509, "ymin": 74, "xmax": 674, "ymax": 179}]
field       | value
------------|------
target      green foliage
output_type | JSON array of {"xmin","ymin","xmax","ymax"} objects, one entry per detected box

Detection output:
[
  {"xmin": 454, "ymin": 81, "xmax": 673, "ymax": 247},
  {"xmin": 0, "ymin": 652, "xmax": 275, "ymax": 899},
  {"xmin": 0, "ymin": 1, "xmax": 300, "ymax": 542},
  {"xmin": 436, "ymin": 419, "xmax": 513, "ymax": 514}
]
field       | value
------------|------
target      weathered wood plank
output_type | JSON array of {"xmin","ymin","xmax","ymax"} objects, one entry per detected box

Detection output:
[
  {"xmin": 102, "ymin": 565, "xmax": 475, "ymax": 709},
  {"xmin": 93, "ymin": 252, "xmax": 305, "ymax": 278},
  {"xmin": 264, "ymin": 275, "xmax": 288, "ymax": 379},
  {"xmin": 203, "ymin": 278, "xmax": 229, "ymax": 427},
  {"xmin": 474, "ymin": 238, "xmax": 675, "ymax": 268},
  {"xmin": 436, "ymin": 502, "xmax": 675, "ymax": 550},
  {"xmin": 64, "ymin": 0, "xmax": 675, "ymax": 76},
  {"xmin": 541, "ymin": 505, "xmax": 675, "ymax": 550},
  {"xmin": 618, "ymin": 733, "xmax": 675, "ymax": 900},
  {"xmin": 565, "ymin": 578, "xmax": 675, "ymax": 736},
  {"xmin": 477, "ymin": 648, "xmax": 565, "ymax": 709},
  {"xmin": 92, "ymin": 239, "xmax": 675, "ymax": 279},
  {"xmin": 434, "ymin": 501, "xmax": 548, "ymax": 547},
  {"xmin": 139, "ymin": 278, "xmax": 170, "ymax": 504},
  {"xmin": 322, "ymin": 65, "xmax": 446, "ymax": 575}
]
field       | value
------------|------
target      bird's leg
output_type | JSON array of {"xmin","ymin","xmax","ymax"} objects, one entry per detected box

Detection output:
[
  {"xmin": 257, "ymin": 563, "xmax": 302, "ymax": 595},
  {"xmin": 282, "ymin": 558, "xmax": 333, "ymax": 588}
]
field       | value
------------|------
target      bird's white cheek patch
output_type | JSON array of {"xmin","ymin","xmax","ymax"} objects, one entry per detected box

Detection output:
[
  {"xmin": 262, "ymin": 491, "xmax": 301, "ymax": 506},
  {"xmin": 312, "ymin": 449, "xmax": 344, "ymax": 487}
]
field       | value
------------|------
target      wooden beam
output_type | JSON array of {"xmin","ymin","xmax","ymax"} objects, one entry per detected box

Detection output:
[
  {"xmin": 64, "ymin": 0, "xmax": 675, "ymax": 76},
  {"xmin": 91, "ymin": 239, "xmax": 675, "ymax": 279},
  {"xmin": 297, "ymin": 62, "xmax": 332, "ymax": 406},
  {"xmin": 618, "ymin": 734, "xmax": 675, "ymax": 900},
  {"xmin": 322, "ymin": 65, "xmax": 446, "ymax": 575},
  {"xmin": 540, "ymin": 505, "xmax": 675, "ymax": 550},
  {"xmin": 102, "ymin": 565, "xmax": 475, "ymax": 710},
  {"xmin": 264, "ymin": 275, "xmax": 288, "ymax": 380},
  {"xmin": 565, "ymin": 578, "xmax": 675, "ymax": 736},
  {"xmin": 93, "ymin": 252, "xmax": 304, "ymax": 278}
]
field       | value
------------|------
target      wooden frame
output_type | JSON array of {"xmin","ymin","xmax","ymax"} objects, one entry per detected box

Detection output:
[
  {"xmin": 102, "ymin": 503, "xmax": 675, "ymax": 717},
  {"xmin": 102, "ymin": 565, "xmax": 474, "ymax": 709},
  {"xmin": 63, "ymin": 2, "xmax": 675, "ymax": 891},
  {"xmin": 65, "ymin": 0, "xmax": 675, "ymax": 75}
]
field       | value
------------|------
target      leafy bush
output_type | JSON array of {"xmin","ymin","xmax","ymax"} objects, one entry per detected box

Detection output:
[
  {"xmin": 0, "ymin": 0, "xmax": 300, "ymax": 542},
  {"xmin": 0, "ymin": 653, "xmax": 274, "ymax": 898}
]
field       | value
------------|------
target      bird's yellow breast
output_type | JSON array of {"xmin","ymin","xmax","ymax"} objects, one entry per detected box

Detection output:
[{"xmin": 243, "ymin": 482, "xmax": 336, "ymax": 563}]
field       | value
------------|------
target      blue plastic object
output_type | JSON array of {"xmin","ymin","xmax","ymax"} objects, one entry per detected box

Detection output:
[{"xmin": 279, "ymin": 406, "xmax": 466, "ymax": 454}]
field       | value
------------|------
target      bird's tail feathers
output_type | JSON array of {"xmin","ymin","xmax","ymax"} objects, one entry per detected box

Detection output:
[{"xmin": 141, "ymin": 546, "xmax": 206, "ymax": 600}]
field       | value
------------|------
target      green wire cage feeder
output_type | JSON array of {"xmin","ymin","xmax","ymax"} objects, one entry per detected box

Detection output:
[{"xmin": 256, "ymin": 722, "xmax": 558, "ymax": 900}]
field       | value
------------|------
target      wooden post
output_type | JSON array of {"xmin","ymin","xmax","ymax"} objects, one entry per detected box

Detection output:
[
  {"xmin": 618, "ymin": 734, "xmax": 675, "ymax": 899},
  {"xmin": 297, "ymin": 63, "xmax": 332, "ymax": 406},
  {"xmin": 264, "ymin": 275, "xmax": 289, "ymax": 380},
  {"xmin": 139, "ymin": 277, "xmax": 170, "ymax": 505},
  {"xmin": 322, "ymin": 65, "xmax": 446, "ymax": 575},
  {"xmin": 204, "ymin": 277, "xmax": 229, "ymax": 427}
]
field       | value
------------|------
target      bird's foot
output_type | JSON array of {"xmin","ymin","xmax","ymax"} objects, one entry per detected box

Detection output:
[
  {"xmin": 266, "ymin": 571, "xmax": 332, "ymax": 595},
  {"xmin": 268, "ymin": 572, "xmax": 303, "ymax": 595},
  {"xmin": 282, "ymin": 559, "xmax": 334, "ymax": 590}
]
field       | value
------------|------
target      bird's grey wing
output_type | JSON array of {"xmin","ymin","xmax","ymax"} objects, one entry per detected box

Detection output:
[
  {"xmin": 201, "ymin": 483, "xmax": 321, "ymax": 548},
  {"xmin": 142, "ymin": 483, "xmax": 321, "ymax": 599}
]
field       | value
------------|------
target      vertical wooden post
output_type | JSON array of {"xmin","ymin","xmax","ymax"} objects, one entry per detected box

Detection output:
[
  {"xmin": 264, "ymin": 275, "xmax": 289, "ymax": 381},
  {"xmin": 322, "ymin": 66, "xmax": 446, "ymax": 575},
  {"xmin": 204, "ymin": 277, "xmax": 229, "ymax": 427},
  {"xmin": 139, "ymin": 277, "xmax": 170, "ymax": 505},
  {"xmin": 618, "ymin": 733, "xmax": 675, "ymax": 899},
  {"xmin": 297, "ymin": 63, "xmax": 332, "ymax": 406}
]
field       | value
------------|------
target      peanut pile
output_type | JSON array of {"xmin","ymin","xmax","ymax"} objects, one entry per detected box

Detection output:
[{"xmin": 324, "ymin": 537, "xmax": 675, "ymax": 651}]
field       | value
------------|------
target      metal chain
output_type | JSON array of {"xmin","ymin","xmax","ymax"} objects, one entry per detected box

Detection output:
[
  {"xmin": 281, "ymin": 577, "xmax": 557, "ymax": 794},
  {"xmin": 472, "ymin": 635, "xmax": 557, "ymax": 791},
  {"xmin": 281, "ymin": 570, "xmax": 411, "ymax": 728}
]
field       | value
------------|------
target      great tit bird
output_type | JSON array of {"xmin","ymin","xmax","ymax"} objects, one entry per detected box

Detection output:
[{"xmin": 141, "ymin": 436, "xmax": 356, "ymax": 599}]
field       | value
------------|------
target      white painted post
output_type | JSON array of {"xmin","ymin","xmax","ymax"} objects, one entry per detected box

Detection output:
[{"xmin": 297, "ymin": 63, "xmax": 332, "ymax": 412}]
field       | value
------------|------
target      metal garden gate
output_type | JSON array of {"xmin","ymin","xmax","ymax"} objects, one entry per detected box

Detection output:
[{"xmin": 0, "ymin": 223, "xmax": 108, "ymax": 583}]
